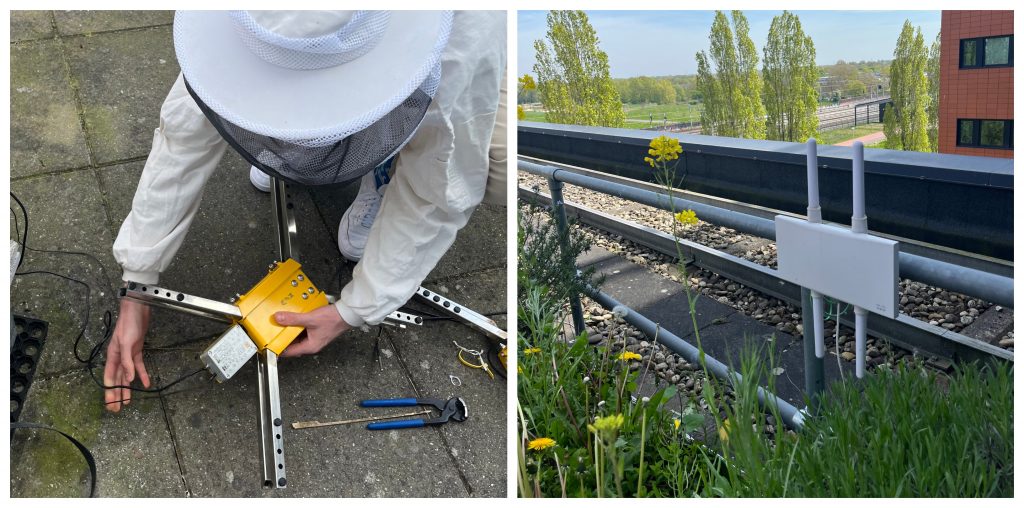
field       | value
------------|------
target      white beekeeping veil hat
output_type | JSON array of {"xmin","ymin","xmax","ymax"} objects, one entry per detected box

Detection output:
[{"xmin": 173, "ymin": 10, "xmax": 453, "ymax": 185}]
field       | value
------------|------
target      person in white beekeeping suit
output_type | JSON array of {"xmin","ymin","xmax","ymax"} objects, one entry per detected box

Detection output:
[{"xmin": 103, "ymin": 10, "xmax": 507, "ymax": 411}]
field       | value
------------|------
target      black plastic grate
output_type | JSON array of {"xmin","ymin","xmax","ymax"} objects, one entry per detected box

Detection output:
[{"xmin": 11, "ymin": 314, "xmax": 47, "ymax": 424}]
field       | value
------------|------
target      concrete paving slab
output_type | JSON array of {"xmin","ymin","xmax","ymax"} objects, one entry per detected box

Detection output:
[
  {"xmin": 64, "ymin": 25, "xmax": 179, "ymax": 164},
  {"xmin": 11, "ymin": 171, "xmax": 123, "ymax": 376},
  {"xmin": 10, "ymin": 39, "xmax": 92, "ymax": 178},
  {"xmin": 9, "ymin": 362, "xmax": 186, "ymax": 497},
  {"xmin": 10, "ymin": 10, "xmax": 55, "ymax": 42},
  {"xmin": 310, "ymin": 185, "xmax": 508, "ymax": 283},
  {"xmin": 54, "ymin": 10, "xmax": 173, "ymax": 36},
  {"xmin": 429, "ymin": 204, "xmax": 507, "ymax": 281},
  {"xmin": 155, "ymin": 329, "xmax": 469, "ymax": 497},
  {"xmin": 11, "ymin": 11, "xmax": 508, "ymax": 498},
  {"xmin": 386, "ymin": 267, "xmax": 508, "ymax": 497},
  {"xmin": 96, "ymin": 153, "xmax": 280, "ymax": 347}
]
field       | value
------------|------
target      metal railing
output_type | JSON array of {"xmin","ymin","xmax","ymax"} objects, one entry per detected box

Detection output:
[{"xmin": 520, "ymin": 158, "xmax": 1014, "ymax": 429}]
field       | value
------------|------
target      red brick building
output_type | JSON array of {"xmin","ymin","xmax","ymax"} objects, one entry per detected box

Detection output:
[{"xmin": 938, "ymin": 10, "xmax": 1013, "ymax": 158}]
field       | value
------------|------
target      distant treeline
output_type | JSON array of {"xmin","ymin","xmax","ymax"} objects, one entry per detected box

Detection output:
[{"xmin": 518, "ymin": 59, "xmax": 893, "ymax": 106}]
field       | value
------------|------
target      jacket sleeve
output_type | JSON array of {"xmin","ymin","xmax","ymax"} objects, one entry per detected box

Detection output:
[
  {"xmin": 335, "ymin": 12, "xmax": 506, "ymax": 326},
  {"xmin": 112, "ymin": 73, "xmax": 228, "ymax": 284}
]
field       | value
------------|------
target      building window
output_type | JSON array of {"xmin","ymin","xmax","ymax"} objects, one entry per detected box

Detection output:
[
  {"xmin": 956, "ymin": 119, "xmax": 1013, "ymax": 149},
  {"xmin": 960, "ymin": 35, "xmax": 1013, "ymax": 68}
]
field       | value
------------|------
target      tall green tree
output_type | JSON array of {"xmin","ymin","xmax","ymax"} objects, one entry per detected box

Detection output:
[
  {"xmin": 533, "ymin": 11, "xmax": 624, "ymax": 127},
  {"xmin": 884, "ymin": 21, "xmax": 930, "ymax": 151},
  {"xmin": 695, "ymin": 11, "xmax": 765, "ymax": 138},
  {"xmin": 762, "ymin": 11, "xmax": 819, "ymax": 142},
  {"xmin": 926, "ymin": 32, "xmax": 941, "ymax": 152}
]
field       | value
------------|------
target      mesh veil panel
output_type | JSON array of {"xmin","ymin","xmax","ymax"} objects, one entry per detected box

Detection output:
[{"xmin": 185, "ymin": 79, "xmax": 431, "ymax": 186}]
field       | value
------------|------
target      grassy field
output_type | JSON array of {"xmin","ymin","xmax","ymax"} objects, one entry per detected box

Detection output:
[
  {"xmin": 815, "ymin": 123, "xmax": 885, "ymax": 145},
  {"xmin": 521, "ymin": 102, "xmax": 703, "ymax": 126}
]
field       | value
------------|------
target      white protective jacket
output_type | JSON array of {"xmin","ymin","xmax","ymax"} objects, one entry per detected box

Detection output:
[{"xmin": 113, "ymin": 11, "xmax": 507, "ymax": 327}]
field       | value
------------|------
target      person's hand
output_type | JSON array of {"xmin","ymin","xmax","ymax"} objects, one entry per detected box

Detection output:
[
  {"xmin": 276, "ymin": 305, "xmax": 352, "ymax": 357},
  {"xmin": 103, "ymin": 298, "xmax": 152, "ymax": 412}
]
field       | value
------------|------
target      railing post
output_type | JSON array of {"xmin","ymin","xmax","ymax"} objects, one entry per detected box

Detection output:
[
  {"xmin": 548, "ymin": 176, "xmax": 586, "ymax": 336},
  {"xmin": 801, "ymin": 287, "xmax": 825, "ymax": 409}
]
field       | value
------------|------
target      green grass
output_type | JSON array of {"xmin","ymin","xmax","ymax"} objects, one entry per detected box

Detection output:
[
  {"xmin": 713, "ymin": 353, "xmax": 1014, "ymax": 497},
  {"xmin": 622, "ymin": 103, "xmax": 702, "ymax": 124},
  {"xmin": 521, "ymin": 102, "xmax": 702, "ymax": 126},
  {"xmin": 814, "ymin": 123, "xmax": 884, "ymax": 146},
  {"xmin": 517, "ymin": 204, "xmax": 714, "ymax": 498},
  {"xmin": 516, "ymin": 281, "xmax": 714, "ymax": 498}
]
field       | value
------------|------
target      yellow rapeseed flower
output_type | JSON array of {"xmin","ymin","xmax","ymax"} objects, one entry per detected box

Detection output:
[
  {"xmin": 518, "ymin": 366, "xmax": 523, "ymax": 374},
  {"xmin": 673, "ymin": 419, "xmax": 681, "ymax": 430},
  {"xmin": 674, "ymin": 209, "xmax": 698, "ymax": 226},
  {"xmin": 523, "ymin": 347, "xmax": 541, "ymax": 355},
  {"xmin": 527, "ymin": 437, "xmax": 556, "ymax": 451},
  {"xmin": 718, "ymin": 419, "xmax": 731, "ymax": 443},
  {"xmin": 646, "ymin": 135, "xmax": 682, "ymax": 167},
  {"xmin": 617, "ymin": 351, "xmax": 642, "ymax": 362}
]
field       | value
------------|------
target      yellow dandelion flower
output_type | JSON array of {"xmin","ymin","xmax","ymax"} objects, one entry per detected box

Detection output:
[
  {"xmin": 674, "ymin": 209, "xmax": 698, "ymax": 226},
  {"xmin": 645, "ymin": 135, "xmax": 683, "ymax": 167},
  {"xmin": 673, "ymin": 418, "xmax": 681, "ymax": 430},
  {"xmin": 523, "ymin": 347, "xmax": 541, "ymax": 355},
  {"xmin": 591, "ymin": 414, "xmax": 625, "ymax": 433},
  {"xmin": 617, "ymin": 351, "xmax": 642, "ymax": 362},
  {"xmin": 527, "ymin": 437, "xmax": 556, "ymax": 451}
]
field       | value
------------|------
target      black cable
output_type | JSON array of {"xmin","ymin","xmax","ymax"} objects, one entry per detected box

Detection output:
[
  {"xmin": 10, "ymin": 192, "xmax": 28, "ymax": 272},
  {"xmin": 10, "ymin": 192, "xmax": 208, "ymax": 399},
  {"xmin": 11, "ymin": 423, "xmax": 96, "ymax": 497},
  {"xmin": 11, "ymin": 206, "xmax": 22, "ymax": 245}
]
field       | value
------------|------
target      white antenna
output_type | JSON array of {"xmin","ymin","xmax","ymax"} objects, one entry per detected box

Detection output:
[
  {"xmin": 806, "ymin": 139, "xmax": 825, "ymax": 359},
  {"xmin": 851, "ymin": 141, "xmax": 868, "ymax": 378},
  {"xmin": 777, "ymin": 140, "xmax": 898, "ymax": 381}
]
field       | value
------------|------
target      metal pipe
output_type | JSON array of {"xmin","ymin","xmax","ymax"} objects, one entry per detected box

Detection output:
[
  {"xmin": 519, "ymin": 159, "xmax": 1013, "ymax": 308},
  {"xmin": 589, "ymin": 289, "xmax": 805, "ymax": 430},
  {"xmin": 548, "ymin": 177, "xmax": 586, "ymax": 336},
  {"xmin": 801, "ymin": 288, "xmax": 825, "ymax": 409},
  {"xmin": 522, "ymin": 160, "xmax": 777, "ymax": 240}
]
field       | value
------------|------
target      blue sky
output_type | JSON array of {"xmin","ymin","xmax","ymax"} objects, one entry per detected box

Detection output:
[{"xmin": 518, "ymin": 10, "xmax": 941, "ymax": 78}]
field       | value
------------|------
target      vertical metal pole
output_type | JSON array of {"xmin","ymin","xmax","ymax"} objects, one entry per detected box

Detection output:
[
  {"xmin": 548, "ymin": 176, "xmax": 585, "ymax": 336},
  {"xmin": 801, "ymin": 287, "xmax": 825, "ymax": 408},
  {"xmin": 271, "ymin": 176, "xmax": 300, "ymax": 263},
  {"xmin": 262, "ymin": 175, "xmax": 295, "ymax": 488},
  {"xmin": 258, "ymin": 350, "xmax": 286, "ymax": 488}
]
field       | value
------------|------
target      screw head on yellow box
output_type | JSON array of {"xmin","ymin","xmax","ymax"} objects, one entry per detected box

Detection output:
[{"xmin": 235, "ymin": 259, "xmax": 328, "ymax": 355}]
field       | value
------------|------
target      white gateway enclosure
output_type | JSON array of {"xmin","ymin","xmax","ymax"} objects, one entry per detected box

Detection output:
[{"xmin": 775, "ymin": 215, "xmax": 899, "ymax": 319}]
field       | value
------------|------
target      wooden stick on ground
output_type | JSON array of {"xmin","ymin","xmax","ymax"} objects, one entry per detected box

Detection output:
[{"xmin": 291, "ymin": 410, "xmax": 432, "ymax": 429}]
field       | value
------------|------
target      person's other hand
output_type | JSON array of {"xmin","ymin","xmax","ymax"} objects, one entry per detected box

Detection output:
[
  {"xmin": 103, "ymin": 298, "xmax": 152, "ymax": 412},
  {"xmin": 275, "ymin": 305, "xmax": 352, "ymax": 357}
]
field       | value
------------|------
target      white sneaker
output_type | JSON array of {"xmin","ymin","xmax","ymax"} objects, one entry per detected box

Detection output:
[
  {"xmin": 249, "ymin": 165, "xmax": 271, "ymax": 193},
  {"xmin": 338, "ymin": 171, "xmax": 385, "ymax": 261}
]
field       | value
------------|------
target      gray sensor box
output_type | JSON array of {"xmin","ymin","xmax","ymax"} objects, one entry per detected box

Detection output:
[{"xmin": 201, "ymin": 324, "xmax": 258, "ymax": 382}]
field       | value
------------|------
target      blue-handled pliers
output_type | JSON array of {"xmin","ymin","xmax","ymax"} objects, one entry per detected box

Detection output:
[{"xmin": 359, "ymin": 397, "xmax": 468, "ymax": 430}]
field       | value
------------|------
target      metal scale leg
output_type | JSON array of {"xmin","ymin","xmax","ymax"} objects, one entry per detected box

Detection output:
[{"xmin": 263, "ymin": 176, "xmax": 297, "ymax": 489}]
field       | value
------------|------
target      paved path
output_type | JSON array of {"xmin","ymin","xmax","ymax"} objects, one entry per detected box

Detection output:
[
  {"xmin": 10, "ymin": 10, "xmax": 507, "ymax": 498},
  {"xmin": 836, "ymin": 130, "xmax": 886, "ymax": 146}
]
